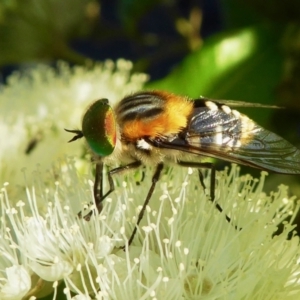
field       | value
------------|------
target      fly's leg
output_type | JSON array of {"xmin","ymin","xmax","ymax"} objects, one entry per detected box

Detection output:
[
  {"xmin": 80, "ymin": 161, "xmax": 142, "ymax": 221},
  {"xmin": 93, "ymin": 162, "xmax": 104, "ymax": 213},
  {"xmin": 123, "ymin": 163, "xmax": 164, "ymax": 248},
  {"xmin": 99, "ymin": 161, "xmax": 142, "ymax": 207},
  {"xmin": 177, "ymin": 161, "xmax": 214, "ymax": 197},
  {"xmin": 83, "ymin": 161, "xmax": 164, "ymax": 248},
  {"xmin": 135, "ymin": 166, "xmax": 146, "ymax": 186},
  {"xmin": 177, "ymin": 161, "xmax": 231, "ymax": 223}
]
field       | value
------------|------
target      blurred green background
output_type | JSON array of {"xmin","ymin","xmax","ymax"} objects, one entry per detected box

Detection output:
[{"xmin": 1, "ymin": 0, "xmax": 300, "ymax": 298}]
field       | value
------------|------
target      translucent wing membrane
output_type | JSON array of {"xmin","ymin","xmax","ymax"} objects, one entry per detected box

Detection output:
[
  {"xmin": 195, "ymin": 97, "xmax": 282, "ymax": 109},
  {"xmin": 153, "ymin": 104, "xmax": 300, "ymax": 174}
]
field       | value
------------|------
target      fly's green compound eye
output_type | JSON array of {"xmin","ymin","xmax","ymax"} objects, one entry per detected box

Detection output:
[{"xmin": 82, "ymin": 99, "xmax": 116, "ymax": 157}]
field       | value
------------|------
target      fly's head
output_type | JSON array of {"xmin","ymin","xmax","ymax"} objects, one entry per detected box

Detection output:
[{"xmin": 65, "ymin": 99, "xmax": 117, "ymax": 159}]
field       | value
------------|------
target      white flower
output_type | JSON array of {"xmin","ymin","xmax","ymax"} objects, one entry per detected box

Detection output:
[
  {"xmin": 0, "ymin": 186, "xmax": 32, "ymax": 299},
  {"xmin": 0, "ymin": 60, "xmax": 148, "ymax": 201},
  {"xmin": 1, "ymin": 162, "xmax": 300, "ymax": 299},
  {"xmin": 0, "ymin": 265, "xmax": 31, "ymax": 300}
]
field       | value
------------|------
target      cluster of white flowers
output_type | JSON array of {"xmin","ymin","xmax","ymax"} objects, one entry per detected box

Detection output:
[
  {"xmin": 1, "ymin": 161, "xmax": 300, "ymax": 300},
  {"xmin": 0, "ymin": 61, "xmax": 300, "ymax": 300},
  {"xmin": 0, "ymin": 60, "xmax": 147, "ymax": 204}
]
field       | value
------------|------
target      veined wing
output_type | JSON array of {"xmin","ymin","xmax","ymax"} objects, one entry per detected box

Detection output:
[
  {"xmin": 195, "ymin": 97, "xmax": 282, "ymax": 109},
  {"xmin": 153, "ymin": 105, "xmax": 300, "ymax": 174}
]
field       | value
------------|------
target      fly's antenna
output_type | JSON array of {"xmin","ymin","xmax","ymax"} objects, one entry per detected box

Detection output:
[{"xmin": 64, "ymin": 128, "xmax": 84, "ymax": 143}]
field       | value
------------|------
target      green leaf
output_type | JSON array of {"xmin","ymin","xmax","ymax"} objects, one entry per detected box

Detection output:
[{"xmin": 147, "ymin": 25, "xmax": 284, "ymax": 125}]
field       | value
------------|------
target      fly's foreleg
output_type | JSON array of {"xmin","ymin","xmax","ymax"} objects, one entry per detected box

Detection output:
[{"xmin": 80, "ymin": 161, "xmax": 142, "ymax": 221}]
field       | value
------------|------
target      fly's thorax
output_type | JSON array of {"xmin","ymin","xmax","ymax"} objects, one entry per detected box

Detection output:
[{"xmin": 114, "ymin": 91, "xmax": 193, "ymax": 142}]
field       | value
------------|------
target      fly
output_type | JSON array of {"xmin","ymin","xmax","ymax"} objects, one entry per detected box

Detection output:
[{"xmin": 65, "ymin": 91, "xmax": 300, "ymax": 246}]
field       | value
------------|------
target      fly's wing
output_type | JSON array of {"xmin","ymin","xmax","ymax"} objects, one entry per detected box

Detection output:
[
  {"xmin": 196, "ymin": 97, "xmax": 282, "ymax": 109},
  {"xmin": 154, "ymin": 104, "xmax": 300, "ymax": 174}
]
